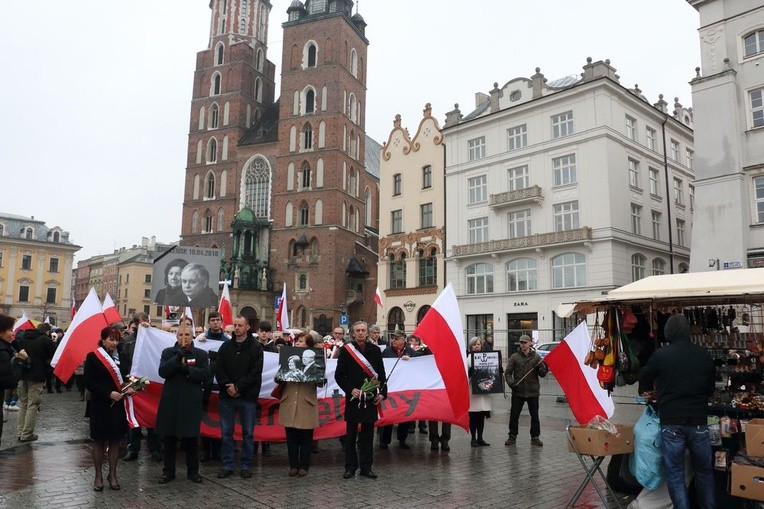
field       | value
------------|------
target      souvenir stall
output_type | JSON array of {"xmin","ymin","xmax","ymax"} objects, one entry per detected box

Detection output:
[{"xmin": 573, "ymin": 268, "xmax": 764, "ymax": 507}]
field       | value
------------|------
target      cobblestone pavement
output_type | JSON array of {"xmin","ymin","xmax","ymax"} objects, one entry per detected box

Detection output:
[{"xmin": 0, "ymin": 378, "xmax": 644, "ymax": 508}]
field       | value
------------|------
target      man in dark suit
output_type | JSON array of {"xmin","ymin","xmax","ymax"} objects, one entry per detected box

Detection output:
[
  {"xmin": 300, "ymin": 348, "xmax": 322, "ymax": 381},
  {"xmin": 335, "ymin": 321, "xmax": 387, "ymax": 479},
  {"xmin": 180, "ymin": 264, "xmax": 217, "ymax": 308}
]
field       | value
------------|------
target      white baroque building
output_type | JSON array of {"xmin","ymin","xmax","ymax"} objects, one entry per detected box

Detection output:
[
  {"xmin": 443, "ymin": 58, "xmax": 695, "ymax": 350},
  {"xmin": 687, "ymin": 0, "xmax": 764, "ymax": 271}
]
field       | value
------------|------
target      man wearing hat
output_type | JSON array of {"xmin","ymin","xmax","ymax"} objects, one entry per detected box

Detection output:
[
  {"xmin": 379, "ymin": 330, "xmax": 415, "ymax": 450},
  {"xmin": 504, "ymin": 334, "xmax": 547, "ymax": 447},
  {"xmin": 639, "ymin": 314, "xmax": 715, "ymax": 509}
]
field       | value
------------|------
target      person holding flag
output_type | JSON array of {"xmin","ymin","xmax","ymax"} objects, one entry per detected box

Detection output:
[{"xmin": 335, "ymin": 321, "xmax": 387, "ymax": 480}]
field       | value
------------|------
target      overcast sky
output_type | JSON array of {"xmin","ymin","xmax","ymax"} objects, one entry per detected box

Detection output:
[{"xmin": 2, "ymin": 0, "xmax": 701, "ymax": 262}]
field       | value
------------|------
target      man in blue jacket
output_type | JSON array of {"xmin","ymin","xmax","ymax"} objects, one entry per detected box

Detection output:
[{"xmin": 639, "ymin": 314, "xmax": 715, "ymax": 509}]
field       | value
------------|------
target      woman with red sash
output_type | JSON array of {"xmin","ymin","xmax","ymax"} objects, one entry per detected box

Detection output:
[{"xmin": 84, "ymin": 326, "xmax": 135, "ymax": 491}]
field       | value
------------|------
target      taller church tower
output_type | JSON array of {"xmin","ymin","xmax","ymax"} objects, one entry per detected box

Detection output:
[{"xmin": 181, "ymin": 0, "xmax": 379, "ymax": 332}]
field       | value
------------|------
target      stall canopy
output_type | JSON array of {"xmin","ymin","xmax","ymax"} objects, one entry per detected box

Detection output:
[{"xmin": 572, "ymin": 268, "xmax": 764, "ymax": 314}]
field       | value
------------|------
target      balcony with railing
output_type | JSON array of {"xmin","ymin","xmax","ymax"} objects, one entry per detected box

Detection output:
[
  {"xmin": 489, "ymin": 185, "xmax": 543, "ymax": 209},
  {"xmin": 452, "ymin": 227, "xmax": 592, "ymax": 257}
]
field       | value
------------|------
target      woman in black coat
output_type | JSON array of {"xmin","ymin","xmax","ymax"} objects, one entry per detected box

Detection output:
[
  {"xmin": 84, "ymin": 326, "xmax": 135, "ymax": 491},
  {"xmin": 155, "ymin": 324, "xmax": 210, "ymax": 484}
]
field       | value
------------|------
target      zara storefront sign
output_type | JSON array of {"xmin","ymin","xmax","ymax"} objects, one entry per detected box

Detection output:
[{"xmin": 513, "ymin": 302, "xmax": 528, "ymax": 307}]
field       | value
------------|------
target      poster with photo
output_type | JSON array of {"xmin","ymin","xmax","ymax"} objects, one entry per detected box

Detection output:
[
  {"xmin": 274, "ymin": 346, "xmax": 326, "ymax": 383},
  {"xmin": 151, "ymin": 246, "xmax": 221, "ymax": 308},
  {"xmin": 470, "ymin": 351, "xmax": 504, "ymax": 394}
]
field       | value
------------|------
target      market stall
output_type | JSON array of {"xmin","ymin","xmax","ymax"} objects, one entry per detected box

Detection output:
[{"xmin": 570, "ymin": 268, "xmax": 764, "ymax": 507}]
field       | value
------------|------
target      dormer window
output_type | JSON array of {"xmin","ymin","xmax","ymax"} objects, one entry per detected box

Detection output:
[{"xmin": 309, "ymin": 0, "xmax": 326, "ymax": 14}]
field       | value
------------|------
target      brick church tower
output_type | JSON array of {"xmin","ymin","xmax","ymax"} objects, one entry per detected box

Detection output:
[{"xmin": 181, "ymin": 0, "xmax": 379, "ymax": 333}]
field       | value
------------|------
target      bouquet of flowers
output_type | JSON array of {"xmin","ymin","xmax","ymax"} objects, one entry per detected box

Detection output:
[
  {"xmin": 111, "ymin": 376, "xmax": 150, "ymax": 407},
  {"xmin": 351, "ymin": 377, "xmax": 380, "ymax": 407}
]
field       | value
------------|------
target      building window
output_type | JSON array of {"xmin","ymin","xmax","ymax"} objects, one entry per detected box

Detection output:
[
  {"xmin": 744, "ymin": 29, "xmax": 764, "ymax": 58},
  {"xmin": 25, "ymin": 228, "xmax": 33, "ymax": 239},
  {"xmin": 507, "ymin": 124, "xmax": 527, "ymax": 150},
  {"xmin": 466, "ymin": 263, "xmax": 493, "ymax": 294},
  {"xmin": 422, "ymin": 165, "xmax": 432, "ymax": 189},
  {"xmin": 751, "ymin": 88, "xmax": 764, "ymax": 128},
  {"xmin": 19, "ymin": 286, "xmax": 30, "ymax": 302},
  {"xmin": 652, "ymin": 258, "xmax": 666, "ymax": 276},
  {"xmin": 210, "ymin": 103, "xmax": 219, "ymax": 129},
  {"xmin": 631, "ymin": 204, "xmax": 642, "ymax": 235},
  {"xmin": 389, "ymin": 254, "xmax": 406, "ymax": 289},
  {"xmin": 21, "ymin": 254, "xmax": 32, "ymax": 270},
  {"xmin": 204, "ymin": 210, "xmax": 214, "ymax": 232},
  {"xmin": 685, "ymin": 149, "xmax": 694, "ymax": 170},
  {"xmin": 215, "ymin": 43, "xmax": 224, "ymax": 65},
  {"xmin": 211, "ymin": 73, "xmax": 222, "ymax": 96},
  {"xmin": 299, "ymin": 203, "xmax": 309, "ymax": 226},
  {"xmin": 307, "ymin": 43, "xmax": 317, "ymax": 68},
  {"xmin": 244, "ymin": 156, "xmax": 271, "ymax": 219},
  {"xmin": 628, "ymin": 159, "xmax": 640, "ymax": 189},
  {"xmin": 506, "ymin": 258, "xmax": 537, "ymax": 292},
  {"xmin": 391, "ymin": 209, "xmax": 402, "ymax": 234},
  {"xmin": 0, "ymin": 251, "xmax": 3, "ymax": 267},
  {"xmin": 673, "ymin": 178, "xmax": 684, "ymax": 205},
  {"xmin": 646, "ymin": 127, "xmax": 656, "ymax": 150},
  {"xmin": 420, "ymin": 203, "xmax": 433, "ymax": 229},
  {"xmin": 305, "ymin": 89, "xmax": 315, "ymax": 113},
  {"xmin": 551, "ymin": 253, "xmax": 586, "ymax": 288},
  {"xmin": 206, "ymin": 172, "xmax": 215, "ymax": 198},
  {"xmin": 49, "ymin": 257, "xmax": 59, "ymax": 272},
  {"xmin": 552, "ymin": 154, "xmax": 576, "ymax": 186},
  {"xmin": 651, "ymin": 210, "xmax": 661, "ymax": 240},
  {"xmin": 631, "ymin": 254, "xmax": 646, "ymax": 282},
  {"xmin": 301, "ymin": 163, "xmax": 311, "ymax": 189},
  {"xmin": 468, "ymin": 137, "xmax": 486, "ymax": 161},
  {"xmin": 144, "ymin": 288, "xmax": 151, "ymax": 299},
  {"xmin": 755, "ymin": 176, "xmax": 764, "ymax": 223},
  {"xmin": 298, "ymin": 274, "xmax": 308, "ymax": 290},
  {"xmin": 625, "ymin": 115, "xmax": 637, "ymax": 140},
  {"xmin": 670, "ymin": 139, "xmax": 680, "ymax": 161},
  {"xmin": 207, "ymin": 138, "xmax": 217, "ymax": 163},
  {"xmin": 689, "ymin": 185, "xmax": 695, "ymax": 211},
  {"xmin": 553, "ymin": 201, "xmax": 579, "ymax": 232},
  {"xmin": 53, "ymin": 231, "xmax": 60, "ymax": 242},
  {"xmin": 508, "ymin": 165, "xmax": 528, "ymax": 191},
  {"xmin": 303, "ymin": 123, "xmax": 313, "ymax": 149},
  {"xmin": 676, "ymin": 219, "xmax": 686, "ymax": 246},
  {"xmin": 649, "ymin": 167, "xmax": 660, "ymax": 196},
  {"xmin": 387, "ymin": 307, "xmax": 404, "ymax": 332},
  {"xmin": 45, "ymin": 287, "xmax": 57, "ymax": 304},
  {"xmin": 145, "ymin": 274, "xmax": 152, "ymax": 283},
  {"xmin": 552, "ymin": 110, "xmax": 574, "ymax": 138},
  {"xmin": 393, "ymin": 173, "xmax": 402, "ymax": 196},
  {"xmin": 468, "ymin": 217, "xmax": 488, "ymax": 244},
  {"xmin": 468, "ymin": 175, "xmax": 487, "ymax": 204},
  {"xmin": 418, "ymin": 248, "xmax": 437, "ymax": 287},
  {"xmin": 508, "ymin": 209, "xmax": 531, "ymax": 238}
]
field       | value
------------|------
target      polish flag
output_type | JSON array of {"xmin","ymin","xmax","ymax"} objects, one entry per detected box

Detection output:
[
  {"xmin": 412, "ymin": 283, "xmax": 470, "ymax": 430},
  {"xmin": 12, "ymin": 311, "xmax": 36, "ymax": 332},
  {"xmin": 374, "ymin": 286, "xmax": 384, "ymax": 308},
  {"xmin": 51, "ymin": 287, "xmax": 109, "ymax": 382},
  {"xmin": 102, "ymin": 292, "xmax": 122, "ymax": 324},
  {"xmin": 182, "ymin": 307, "xmax": 195, "ymax": 330},
  {"xmin": 276, "ymin": 284, "xmax": 289, "ymax": 332},
  {"xmin": 544, "ymin": 321, "xmax": 614, "ymax": 425},
  {"xmin": 218, "ymin": 282, "xmax": 233, "ymax": 328}
]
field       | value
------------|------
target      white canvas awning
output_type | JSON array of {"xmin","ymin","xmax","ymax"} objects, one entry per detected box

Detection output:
[{"xmin": 573, "ymin": 268, "xmax": 764, "ymax": 313}]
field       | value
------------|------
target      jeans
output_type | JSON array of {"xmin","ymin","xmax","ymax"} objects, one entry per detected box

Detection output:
[
  {"xmin": 219, "ymin": 398, "xmax": 256, "ymax": 470},
  {"xmin": 508, "ymin": 395, "xmax": 540, "ymax": 438},
  {"xmin": 660, "ymin": 424, "xmax": 714, "ymax": 509}
]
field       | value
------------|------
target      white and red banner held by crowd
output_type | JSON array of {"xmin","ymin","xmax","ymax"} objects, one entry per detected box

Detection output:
[
  {"xmin": 131, "ymin": 327, "xmax": 465, "ymax": 440},
  {"xmin": 543, "ymin": 321, "xmax": 615, "ymax": 425}
]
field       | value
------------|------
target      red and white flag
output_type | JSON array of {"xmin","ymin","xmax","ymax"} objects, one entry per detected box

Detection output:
[
  {"xmin": 71, "ymin": 295, "xmax": 76, "ymax": 320},
  {"xmin": 544, "ymin": 321, "xmax": 615, "ymax": 425},
  {"xmin": 218, "ymin": 282, "xmax": 233, "ymax": 328},
  {"xmin": 374, "ymin": 286, "xmax": 384, "ymax": 308},
  {"xmin": 51, "ymin": 287, "xmax": 109, "ymax": 382},
  {"xmin": 12, "ymin": 310, "xmax": 36, "ymax": 332},
  {"xmin": 102, "ymin": 292, "xmax": 122, "ymax": 324},
  {"xmin": 412, "ymin": 282, "xmax": 470, "ymax": 430},
  {"xmin": 276, "ymin": 284, "xmax": 289, "ymax": 331}
]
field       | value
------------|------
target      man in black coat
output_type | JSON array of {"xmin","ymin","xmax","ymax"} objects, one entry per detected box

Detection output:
[
  {"xmin": 639, "ymin": 314, "xmax": 715, "ymax": 509},
  {"xmin": 17, "ymin": 323, "xmax": 55, "ymax": 442},
  {"xmin": 335, "ymin": 321, "xmax": 387, "ymax": 479}
]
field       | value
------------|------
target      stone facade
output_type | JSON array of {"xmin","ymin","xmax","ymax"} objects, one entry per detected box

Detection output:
[{"xmin": 687, "ymin": 0, "xmax": 764, "ymax": 271}]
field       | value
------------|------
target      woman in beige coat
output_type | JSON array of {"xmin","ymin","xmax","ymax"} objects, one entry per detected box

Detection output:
[{"xmin": 278, "ymin": 330, "xmax": 320, "ymax": 477}]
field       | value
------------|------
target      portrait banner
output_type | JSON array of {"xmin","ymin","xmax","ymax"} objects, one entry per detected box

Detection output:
[
  {"xmin": 275, "ymin": 346, "xmax": 325, "ymax": 383},
  {"xmin": 470, "ymin": 351, "xmax": 504, "ymax": 394},
  {"xmin": 151, "ymin": 245, "xmax": 220, "ymax": 308}
]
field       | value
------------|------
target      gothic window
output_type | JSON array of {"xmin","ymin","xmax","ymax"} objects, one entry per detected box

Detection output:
[
  {"xmin": 256, "ymin": 48, "xmax": 264, "ymax": 71},
  {"xmin": 299, "ymin": 202, "xmax": 309, "ymax": 226},
  {"xmin": 254, "ymin": 78, "xmax": 263, "ymax": 102},
  {"xmin": 301, "ymin": 163, "xmax": 311, "ymax": 189},
  {"xmin": 211, "ymin": 73, "xmax": 222, "ymax": 96},
  {"xmin": 307, "ymin": 44, "xmax": 317, "ymax": 67},
  {"xmin": 215, "ymin": 43, "xmax": 224, "ymax": 65},
  {"xmin": 348, "ymin": 169, "xmax": 357, "ymax": 197},
  {"xmin": 349, "ymin": 206, "xmax": 356, "ymax": 232},
  {"xmin": 305, "ymin": 89, "xmax": 315, "ymax": 113},
  {"xmin": 207, "ymin": 138, "xmax": 217, "ymax": 163},
  {"xmin": 206, "ymin": 171, "xmax": 215, "ymax": 198},
  {"xmin": 209, "ymin": 103, "xmax": 219, "ymax": 129},
  {"xmin": 350, "ymin": 48, "xmax": 358, "ymax": 78},
  {"xmin": 303, "ymin": 123, "xmax": 313, "ymax": 149},
  {"xmin": 244, "ymin": 156, "xmax": 271, "ymax": 219},
  {"xmin": 192, "ymin": 210, "xmax": 199, "ymax": 233},
  {"xmin": 204, "ymin": 210, "xmax": 214, "ymax": 233},
  {"xmin": 299, "ymin": 274, "xmax": 308, "ymax": 290}
]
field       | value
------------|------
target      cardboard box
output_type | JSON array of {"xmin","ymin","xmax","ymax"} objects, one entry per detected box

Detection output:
[
  {"xmin": 567, "ymin": 424, "xmax": 634, "ymax": 456},
  {"xmin": 731, "ymin": 463, "xmax": 764, "ymax": 501},
  {"xmin": 745, "ymin": 418, "xmax": 764, "ymax": 457}
]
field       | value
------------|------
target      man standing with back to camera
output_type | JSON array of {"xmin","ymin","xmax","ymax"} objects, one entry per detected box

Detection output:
[{"xmin": 639, "ymin": 314, "xmax": 715, "ymax": 509}]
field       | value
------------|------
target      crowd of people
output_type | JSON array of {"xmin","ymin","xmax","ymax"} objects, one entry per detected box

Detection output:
[{"xmin": 0, "ymin": 312, "xmax": 550, "ymax": 490}]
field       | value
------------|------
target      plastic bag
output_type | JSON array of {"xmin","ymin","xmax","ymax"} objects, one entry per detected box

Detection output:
[
  {"xmin": 586, "ymin": 415, "xmax": 619, "ymax": 436},
  {"xmin": 629, "ymin": 405, "xmax": 665, "ymax": 490}
]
